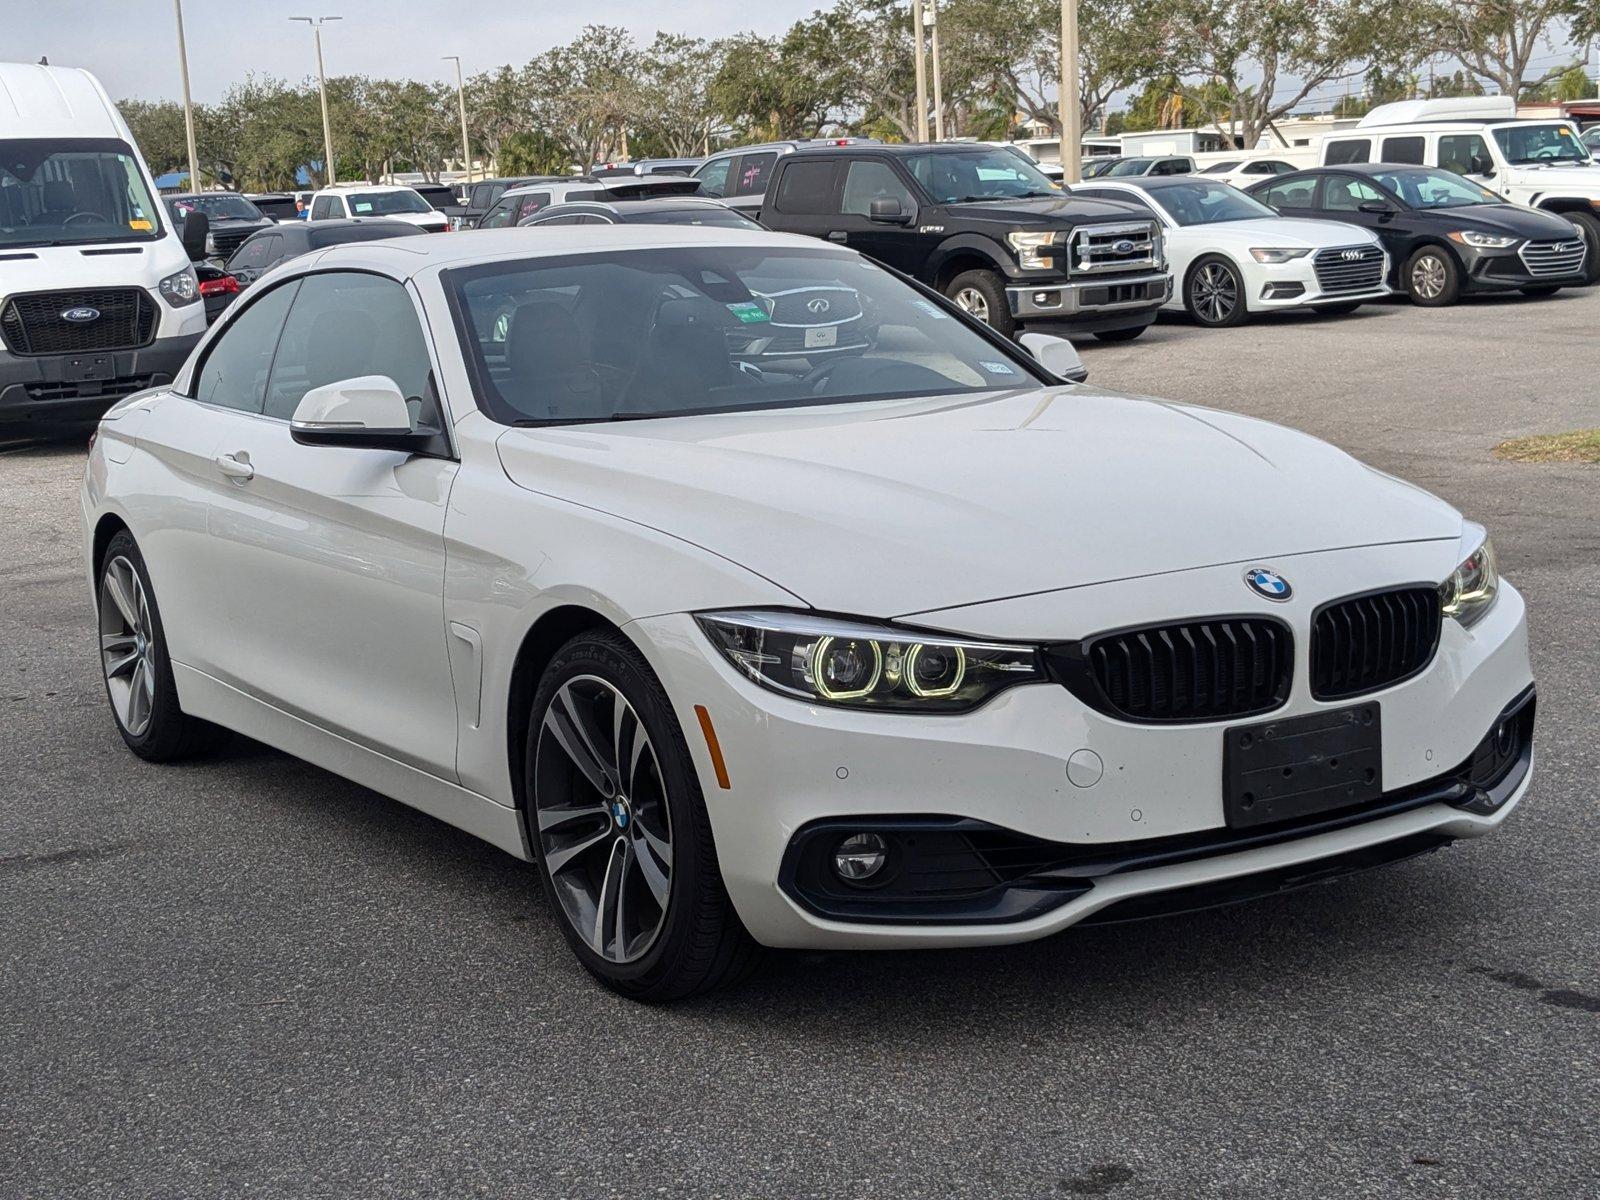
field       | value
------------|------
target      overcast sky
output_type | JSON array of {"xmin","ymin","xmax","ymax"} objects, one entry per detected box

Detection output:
[{"xmin": 13, "ymin": 0, "xmax": 823, "ymax": 103}]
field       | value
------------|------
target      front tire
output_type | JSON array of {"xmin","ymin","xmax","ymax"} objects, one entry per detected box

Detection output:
[
  {"xmin": 97, "ymin": 531, "xmax": 226, "ymax": 761},
  {"xmin": 944, "ymin": 268, "xmax": 1017, "ymax": 338},
  {"xmin": 1184, "ymin": 255, "xmax": 1249, "ymax": 327},
  {"xmin": 526, "ymin": 630, "xmax": 760, "ymax": 1001},
  {"xmin": 1404, "ymin": 246, "xmax": 1462, "ymax": 306},
  {"xmin": 1564, "ymin": 210, "xmax": 1600, "ymax": 285}
]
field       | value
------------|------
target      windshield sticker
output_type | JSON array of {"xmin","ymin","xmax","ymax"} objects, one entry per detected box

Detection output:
[
  {"xmin": 725, "ymin": 300, "xmax": 771, "ymax": 324},
  {"xmin": 913, "ymin": 298, "xmax": 950, "ymax": 319},
  {"xmin": 128, "ymin": 218, "xmax": 153, "ymax": 231},
  {"xmin": 354, "ymin": 202, "xmax": 374, "ymax": 214},
  {"xmin": 979, "ymin": 361, "xmax": 1017, "ymax": 375}
]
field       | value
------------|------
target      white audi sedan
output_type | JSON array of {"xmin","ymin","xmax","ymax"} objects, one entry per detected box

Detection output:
[
  {"xmin": 82, "ymin": 228, "xmax": 1534, "ymax": 1000},
  {"xmin": 1073, "ymin": 176, "xmax": 1392, "ymax": 326}
]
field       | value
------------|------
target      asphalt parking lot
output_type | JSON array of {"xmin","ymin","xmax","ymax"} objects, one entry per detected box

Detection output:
[{"xmin": 3, "ymin": 290, "xmax": 1597, "ymax": 1200}]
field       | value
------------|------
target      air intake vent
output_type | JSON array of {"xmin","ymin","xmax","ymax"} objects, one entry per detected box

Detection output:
[
  {"xmin": 1050, "ymin": 617, "xmax": 1293, "ymax": 724},
  {"xmin": 1311, "ymin": 586, "xmax": 1442, "ymax": 700}
]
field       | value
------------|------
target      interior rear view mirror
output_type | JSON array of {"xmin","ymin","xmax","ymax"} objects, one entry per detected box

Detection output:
[{"xmin": 1019, "ymin": 332, "xmax": 1088, "ymax": 384}]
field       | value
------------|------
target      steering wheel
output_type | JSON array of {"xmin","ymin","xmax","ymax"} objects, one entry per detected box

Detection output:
[{"xmin": 63, "ymin": 211, "xmax": 108, "ymax": 227}]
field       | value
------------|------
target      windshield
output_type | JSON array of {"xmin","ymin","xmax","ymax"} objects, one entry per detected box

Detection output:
[
  {"xmin": 1106, "ymin": 158, "xmax": 1157, "ymax": 176},
  {"xmin": 168, "ymin": 193, "xmax": 263, "ymax": 221},
  {"xmin": 450, "ymin": 247, "xmax": 1042, "ymax": 426},
  {"xmin": 1493, "ymin": 123, "xmax": 1589, "ymax": 165},
  {"xmin": 0, "ymin": 138, "xmax": 163, "ymax": 249},
  {"xmin": 904, "ymin": 150, "xmax": 1060, "ymax": 203},
  {"xmin": 346, "ymin": 190, "xmax": 431, "ymax": 216},
  {"xmin": 1370, "ymin": 168, "xmax": 1499, "ymax": 209},
  {"xmin": 1147, "ymin": 180, "xmax": 1276, "ymax": 225}
]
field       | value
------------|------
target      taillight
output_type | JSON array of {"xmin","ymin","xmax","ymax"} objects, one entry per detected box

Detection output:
[{"xmin": 198, "ymin": 275, "xmax": 240, "ymax": 297}]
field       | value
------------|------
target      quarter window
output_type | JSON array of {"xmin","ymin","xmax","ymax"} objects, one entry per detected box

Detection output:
[
  {"xmin": 262, "ymin": 273, "xmax": 435, "ymax": 423},
  {"xmin": 1325, "ymin": 139, "xmax": 1371, "ymax": 165},
  {"xmin": 842, "ymin": 161, "xmax": 915, "ymax": 216},
  {"xmin": 191, "ymin": 282, "xmax": 299, "ymax": 413}
]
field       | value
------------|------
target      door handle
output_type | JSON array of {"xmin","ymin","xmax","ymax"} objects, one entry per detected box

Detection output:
[
  {"xmin": 827, "ymin": 231, "xmax": 848, "ymax": 242},
  {"xmin": 214, "ymin": 452, "xmax": 254, "ymax": 481}
]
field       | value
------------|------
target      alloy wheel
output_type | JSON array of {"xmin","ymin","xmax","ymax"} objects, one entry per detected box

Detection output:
[
  {"xmin": 1192, "ymin": 263, "xmax": 1237, "ymax": 324},
  {"xmin": 1411, "ymin": 254, "xmax": 1448, "ymax": 300},
  {"xmin": 534, "ymin": 676, "xmax": 674, "ymax": 964},
  {"xmin": 98, "ymin": 555, "xmax": 156, "ymax": 738},
  {"xmin": 953, "ymin": 286, "xmax": 991, "ymax": 325}
]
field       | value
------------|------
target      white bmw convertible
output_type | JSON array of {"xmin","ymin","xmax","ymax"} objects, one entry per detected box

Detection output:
[
  {"xmin": 1073, "ymin": 176, "xmax": 1392, "ymax": 326},
  {"xmin": 83, "ymin": 227, "xmax": 1533, "ymax": 999}
]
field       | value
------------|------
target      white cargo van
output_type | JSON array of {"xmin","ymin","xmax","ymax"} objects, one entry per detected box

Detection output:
[
  {"xmin": 1, "ymin": 62, "xmax": 208, "ymax": 428},
  {"xmin": 1320, "ymin": 96, "xmax": 1600, "ymax": 283}
]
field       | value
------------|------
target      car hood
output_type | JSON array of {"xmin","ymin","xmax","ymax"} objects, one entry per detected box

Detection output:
[
  {"xmin": 380, "ymin": 211, "xmax": 446, "ymax": 229},
  {"xmin": 1193, "ymin": 217, "xmax": 1380, "ymax": 247},
  {"xmin": 1506, "ymin": 161, "xmax": 1600, "ymax": 189},
  {"xmin": 495, "ymin": 388, "xmax": 1461, "ymax": 617},
  {"xmin": 944, "ymin": 195, "xmax": 1156, "ymax": 226},
  {"xmin": 1428, "ymin": 203, "xmax": 1583, "ymax": 239}
]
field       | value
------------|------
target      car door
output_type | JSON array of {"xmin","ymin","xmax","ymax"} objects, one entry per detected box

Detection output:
[
  {"xmin": 830, "ymin": 158, "xmax": 927, "ymax": 275},
  {"xmin": 201, "ymin": 270, "xmax": 461, "ymax": 780},
  {"xmin": 1318, "ymin": 173, "xmax": 1415, "ymax": 276}
]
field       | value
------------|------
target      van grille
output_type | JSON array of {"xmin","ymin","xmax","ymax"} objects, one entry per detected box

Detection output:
[
  {"xmin": 1311, "ymin": 586, "xmax": 1442, "ymax": 700},
  {"xmin": 1519, "ymin": 238, "xmax": 1587, "ymax": 279},
  {"xmin": 1070, "ymin": 222, "xmax": 1160, "ymax": 275},
  {"xmin": 0, "ymin": 288, "xmax": 158, "ymax": 355},
  {"xmin": 1050, "ymin": 617, "xmax": 1293, "ymax": 724},
  {"xmin": 1313, "ymin": 245, "xmax": 1386, "ymax": 295}
]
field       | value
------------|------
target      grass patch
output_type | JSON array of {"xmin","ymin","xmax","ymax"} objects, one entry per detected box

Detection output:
[{"xmin": 1493, "ymin": 429, "xmax": 1600, "ymax": 464}]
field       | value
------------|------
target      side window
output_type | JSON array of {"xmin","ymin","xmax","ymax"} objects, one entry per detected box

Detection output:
[
  {"xmin": 191, "ymin": 282, "xmax": 299, "ymax": 412},
  {"xmin": 1258, "ymin": 178, "xmax": 1317, "ymax": 210},
  {"xmin": 479, "ymin": 198, "xmax": 519, "ymax": 229},
  {"xmin": 1325, "ymin": 139, "xmax": 1371, "ymax": 165},
  {"xmin": 841, "ymin": 160, "xmax": 915, "ymax": 216},
  {"xmin": 1152, "ymin": 158, "xmax": 1190, "ymax": 176},
  {"xmin": 263, "ymin": 273, "xmax": 436, "ymax": 425},
  {"xmin": 1323, "ymin": 175, "xmax": 1383, "ymax": 211},
  {"xmin": 309, "ymin": 195, "xmax": 338, "ymax": 220},
  {"xmin": 773, "ymin": 159, "xmax": 841, "ymax": 214},
  {"xmin": 469, "ymin": 183, "xmax": 493, "ymax": 210},
  {"xmin": 227, "ymin": 236, "xmax": 273, "ymax": 271},
  {"xmin": 1438, "ymin": 134, "xmax": 1492, "ymax": 176},
  {"xmin": 731, "ymin": 153, "xmax": 778, "ymax": 197},
  {"xmin": 695, "ymin": 157, "xmax": 733, "ymax": 198},
  {"xmin": 515, "ymin": 192, "xmax": 552, "ymax": 222},
  {"xmin": 1381, "ymin": 136, "xmax": 1425, "ymax": 165}
]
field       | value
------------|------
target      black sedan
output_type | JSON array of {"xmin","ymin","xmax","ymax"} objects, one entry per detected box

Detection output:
[
  {"xmin": 222, "ymin": 218, "xmax": 421, "ymax": 288},
  {"xmin": 1247, "ymin": 165, "xmax": 1590, "ymax": 305}
]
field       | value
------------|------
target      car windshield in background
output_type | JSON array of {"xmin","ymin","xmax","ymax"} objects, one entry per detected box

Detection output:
[
  {"xmin": 1371, "ymin": 168, "xmax": 1499, "ymax": 209},
  {"xmin": 169, "ymin": 194, "xmax": 263, "ymax": 221},
  {"xmin": 305, "ymin": 222, "xmax": 419, "ymax": 249},
  {"xmin": 347, "ymin": 190, "xmax": 431, "ymax": 216},
  {"xmin": 1492, "ymin": 124, "xmax": 1589, "ymax": 165},
  {"xmin": 905, "ymin": 150, "xmax": 1060, "ymax": 202},
  {"xmin": 450, "ymin": 247, "xmax": 1040, "ymax": 426},
  {"xmin": 1148, "ymin": 181, "xmax": 1276, "ymax": 225},
  {"xmin": 0, "ymin": 137, "xmax": 163, "ymax": 248}
]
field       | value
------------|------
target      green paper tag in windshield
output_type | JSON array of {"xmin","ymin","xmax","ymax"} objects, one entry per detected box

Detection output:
[{"xmin": 726, "ymin": 301, "xmax": 771, "ymax": 324}]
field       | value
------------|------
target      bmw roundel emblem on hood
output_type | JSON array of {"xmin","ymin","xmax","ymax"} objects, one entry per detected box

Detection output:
[
  {"xmin": 61, "ymin": 306, "xmax": 101, "ymax": 324},
  {"xmin": 1244, "ymin": 567, "xmax": 1292, "ymax": 601}
]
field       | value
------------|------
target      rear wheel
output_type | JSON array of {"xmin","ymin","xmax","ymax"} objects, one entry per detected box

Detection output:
[
  {"xmin": 944, "ymin": 268, "xmax": 1017, "ymax": 338},
  {"xmin": 1404, "ymin": 246, "xmax": 1462, "ymax": 306},
  {"xmin": 97, "ymin": 531, "xmax": 226, "ymax": 761},
  {"xmin": 1184, "ymin": 255, "xmax": 1249, "ymax": 327},
  {"xmin": 526, "ymin": 630, "xmax": 761, "ymax": 1001}
]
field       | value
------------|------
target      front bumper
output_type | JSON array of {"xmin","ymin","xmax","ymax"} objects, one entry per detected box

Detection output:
[
  {"xmin": 0, "ymin": 331, "xmax": 200, "ymax": 426},
  {"xmin": 1461, "ymin": 241, "xmax": 1589, "ymax": 291},
  {"xmin": 1007, "ymin": 271, "xmax": 1171, "ymax": 325},
  {"xmin": 1241, "ymin": 254, "xmax": 1392, "ymax": 311},
  {"xmin": 629, "ymin": 548, "xmax": 1533, "ymax": 950}
]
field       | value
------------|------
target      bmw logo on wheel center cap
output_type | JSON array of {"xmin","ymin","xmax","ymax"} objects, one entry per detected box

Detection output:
[
  {"xmin": 1244, "ymin": 566, "xmax": 1292, "ymax": 601},
  {"xmin": 611, "ymin": 799, "xmax": 630, "ymax": 828}
]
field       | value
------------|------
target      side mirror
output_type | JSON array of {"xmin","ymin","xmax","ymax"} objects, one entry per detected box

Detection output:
[
  {"xmin": 1357, "ymin": 200, "xmax": 1393, "ymax": 216},
  {"xmin": 181, "ymin": 211, "xmax": 210, "ymax": 262},
  {"xmin": 869, "ymin": 197, "xmax": 913, "ymax": 225},
  {"xmin": 290, "ymin": 375, "xmax": 430, "ymax": 452},
  {"xmin": 1018, "ymin": 331, "xmax": 1088, "ymax": 384},
  {"xmin": 1470, "ymin": 156, "xmax": 1495, "ymax": 178}
]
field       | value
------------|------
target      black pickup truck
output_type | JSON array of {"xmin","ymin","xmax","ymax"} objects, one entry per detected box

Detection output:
[{"xmin": 756, "ymin": 143, "xmax": 1171, "ymax": 341}]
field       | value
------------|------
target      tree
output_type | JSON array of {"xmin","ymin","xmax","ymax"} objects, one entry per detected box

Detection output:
[
  {"xmin": 633, "ymin": 33, "xmax": 728, "ymax": 156},
  {"xmin": 524, "ymin": 25, "xmax": 636, "ymax": 169},
  {"xmin": 1419, "ymin": 1, "xmax": 1582, "ymax": 97},
  {"xmin": 709, "ymin": 27, "xmax": 852, "ymax": 140},
  {"xmin": 464, "ymin": 65, "xmax": 535, "ymax": 172}
]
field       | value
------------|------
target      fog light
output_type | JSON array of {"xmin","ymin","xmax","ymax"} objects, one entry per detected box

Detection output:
[
  {"xmin": 1032, "ymin": 290, "xmax": 1059, "ymax": 307},
  {"xmin": 833, "ymin": 832, "xmax": 887, "ymax": 883}
]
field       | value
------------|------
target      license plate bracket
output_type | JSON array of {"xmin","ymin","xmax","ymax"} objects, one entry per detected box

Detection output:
[
  {"xmin": 64, "ymin": 354, "xmax": 115, "ymax": 383},
  {"xmin": 1223, "ymin": 704, "xmax": 1383, "ymax": 829}
]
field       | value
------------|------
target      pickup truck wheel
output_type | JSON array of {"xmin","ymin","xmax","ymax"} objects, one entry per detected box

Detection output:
[
  {"xmin": 944, "ymin": 270, "xmax": 1016, "ymax": 338},
  {"xmin": 1404, "ymin": 246, "xmax": 1462, "ymax": 306},
  {"xmin": 1184, "ymin": 255, "xmax": 1249, "ymax": 327},
  {"xmin": 1564, "ymin": 210, "xmax": 1600, "ymax": 284}
]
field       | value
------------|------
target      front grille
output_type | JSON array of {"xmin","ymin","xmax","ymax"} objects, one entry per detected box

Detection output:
[
  {"xmin": 209, "ymin": 227, "xmax": 254, "ymax": 256},
  {"xmin": 1071, "ymin": 222, "xmax": 1160, "ymax": 274},
  {"xmin": 1519, "ymin": 238, "xmax": 1587, "ymax": 278},
  {"xmin": 0, "ymin": 288, "xmax": 157, "ymax": 355},
  {"xmin": 1311, "ymin": 586, "xmax": 1442, "ymax": 700},
  {"xmin": 1313, "ymin": 245, "xmax": 1386, "ymax": 294},
  {"xmin": 21, "ymin": 373, "xmax": 160, "ymax": 404},
  {"xmin": 1052, "ymin": 616, "xmax": 1293, "ymax": 724}
]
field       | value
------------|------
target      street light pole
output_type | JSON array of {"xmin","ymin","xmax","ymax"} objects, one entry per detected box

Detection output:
[
  {"xmin": 911, "ymin": 0, "xmax": 929, "ymax": 143},
  {"xmin": 928, "ymin": 1, "xmax": 945, "ymax": 142},
  {"xmin": 1058, "ymin": 0, "xmax": 1082, "ymax": 183},
  {"xmin": 292, "ymin": 16, "xmax": 341, "ymax": 187},
  {"xmin": 172, "ymin": 0, "xmax": 200, "ymax": 193},
  {"xmin": 443, "ymin": 55, "xmax": 472, "ymax": 184}
]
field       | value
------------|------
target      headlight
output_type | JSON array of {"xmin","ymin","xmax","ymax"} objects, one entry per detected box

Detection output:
[
  {"xmin": 1448, "ymin": 230, "xmax": 1516, "ymax": 249},
  {"xmin": 696, "ymin": 610, "xmax": 1046, "ymax": 712},
  {"xmin": 1249, "ymin": 247, "xmax": 1310, "ymax": 263},
  {"xmin": 1440, "ymin": 531, "xmax": 1499, "ymax": 628},
  {"xmin": 1006, "ymin": 230, "xmax": 1057, "ymax": 269},
  {"xmin": 158, "ymin": 268, "xmax": 201, "ymax": 306}
]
